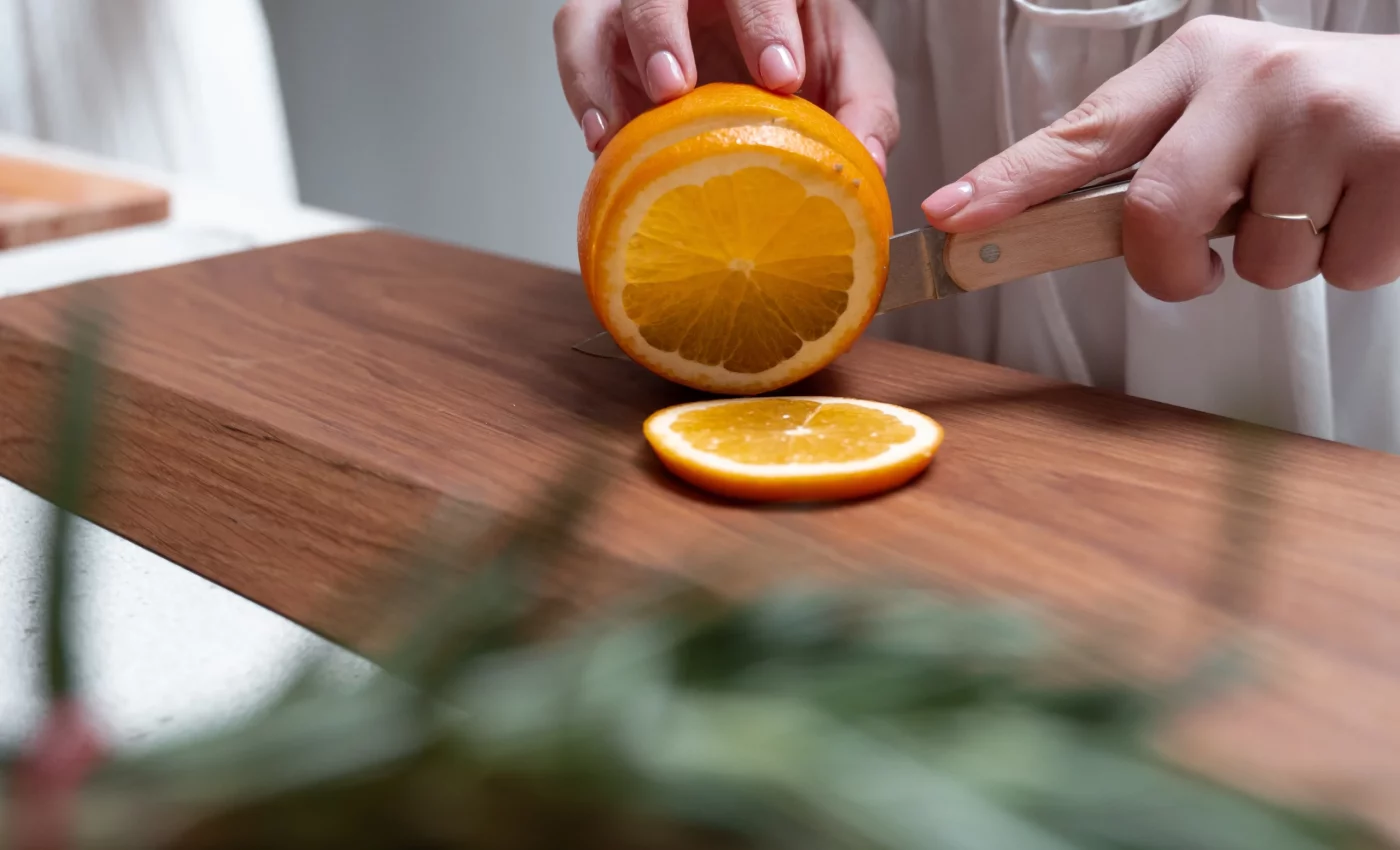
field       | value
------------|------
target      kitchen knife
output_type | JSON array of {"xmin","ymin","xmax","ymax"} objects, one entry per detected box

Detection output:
[{"xmin": 573, "ymin": 174, "xmax": 1243, "ymax": 359}]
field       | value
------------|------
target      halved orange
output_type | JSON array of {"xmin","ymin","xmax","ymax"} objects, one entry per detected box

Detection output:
[
  {"xmin": 579, "ymin": 84, "xmax": 892, "ymax": 395},
  {"xmin": 644, "ymin": 397, "xmax": 942, "ymax": 502}
]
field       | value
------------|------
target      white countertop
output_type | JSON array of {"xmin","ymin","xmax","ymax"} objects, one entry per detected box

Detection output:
[{"xmin": 0, "ymin": 135, "xmax": 379, "ymax": 753}]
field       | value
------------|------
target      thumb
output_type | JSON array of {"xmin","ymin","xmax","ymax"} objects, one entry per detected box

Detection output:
[{"xmin": 922, "ymin": 42, "xmax": 1199, "ymax": 233}]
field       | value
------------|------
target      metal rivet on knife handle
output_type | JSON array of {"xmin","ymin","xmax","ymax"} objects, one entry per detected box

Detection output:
[
  {"xmin": 941, "ymin": 177, "xmax": 1244, "ymax": 292},
  {"xmin": 573, "ymin": 172, "xmax": 1249, "ymax": 355}
]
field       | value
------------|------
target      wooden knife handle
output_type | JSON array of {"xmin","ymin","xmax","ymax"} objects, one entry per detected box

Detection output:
[{"xmin": 941, "ymin": 175, "xmax": 1245, "ymax": 291}]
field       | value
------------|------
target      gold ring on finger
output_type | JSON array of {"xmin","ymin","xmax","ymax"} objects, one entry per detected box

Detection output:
[{"xmin": 1250, "ymin": 210, "xmax": 1328, "ymax": 236}]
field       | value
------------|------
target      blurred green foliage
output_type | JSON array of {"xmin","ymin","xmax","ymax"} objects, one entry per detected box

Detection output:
[{"xmin": 0, "ymin": 303, "xmax": 1380, "ymax": 850}]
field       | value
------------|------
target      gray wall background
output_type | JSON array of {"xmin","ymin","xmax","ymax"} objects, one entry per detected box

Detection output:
[{"xmin": 261, "ymin": 0, "xmax": 590, "ymax": 272}]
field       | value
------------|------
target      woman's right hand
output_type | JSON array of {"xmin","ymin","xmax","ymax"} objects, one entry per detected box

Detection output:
[{"xmin": 552, "ymin": 0, "xmax": 899, "ymax": 173}]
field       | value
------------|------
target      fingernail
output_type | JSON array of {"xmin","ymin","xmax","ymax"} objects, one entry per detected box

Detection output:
[
  {"xmin": 645, "ymin": 50, "xmax": 686, "ymax": 102},
  {"xmin": 581, "ymin": 108, "xmax": 607, "ymax": 151},
  {"xmin": 863, "ymin": 136, "xmax": 887, "ymax": 175},
  {"xmin": 758, "ymin": 44, "xmax": 799, "ymax": 91},
  {"xmin": 922, "ymin": 181, "xmax": 974, "ymax": 219},
  {"xmin": 1204, "ymin": 249, "xmax": 1225, "ymax": 294}
]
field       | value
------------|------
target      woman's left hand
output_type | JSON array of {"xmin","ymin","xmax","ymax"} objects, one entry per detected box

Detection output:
[{"xmin": 920, "ymin": 16, "xmax": 1400, "ymax": 301}]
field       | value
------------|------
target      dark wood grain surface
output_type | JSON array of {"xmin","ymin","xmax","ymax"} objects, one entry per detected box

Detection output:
[
  {"xmin": 2, "ymin": 230, "xmax": 1399, "ymax": 833},
  {"xmin": 0, "ymin": 154, "xmax": 170, "ymax": 250}
]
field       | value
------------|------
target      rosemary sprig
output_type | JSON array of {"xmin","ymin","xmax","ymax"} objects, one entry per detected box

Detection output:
[{"xmin": 1, "ymin": 302, "xmax": 1385, "ymax": 850}]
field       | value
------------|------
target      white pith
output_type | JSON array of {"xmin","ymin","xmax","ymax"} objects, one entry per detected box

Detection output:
[{"xmin": 593, "ymin": 112, "xmax": 774, "ymax": 225}]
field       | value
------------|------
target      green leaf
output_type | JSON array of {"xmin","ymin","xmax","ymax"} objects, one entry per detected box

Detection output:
[
  {"xmin": 40, "ymin": 297, "xmax": 108, "ymax": 702},
  {"xmin": 97, "ymin": 681, "xmax": 426, "ymax": 811}
]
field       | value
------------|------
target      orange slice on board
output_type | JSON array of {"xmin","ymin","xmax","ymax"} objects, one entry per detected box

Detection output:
[
  {"xmin": 579, "ymin": 83, "xmax": 893, "ymax": 395},
  {"xmin": 643, "ymin": 397, "xmax": 942, "ymax": 502}
]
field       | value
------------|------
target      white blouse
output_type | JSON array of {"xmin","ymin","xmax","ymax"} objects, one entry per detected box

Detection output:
[{"xmin": 860, "ymin": 0, "xmax": 1400, "ymax": 453}]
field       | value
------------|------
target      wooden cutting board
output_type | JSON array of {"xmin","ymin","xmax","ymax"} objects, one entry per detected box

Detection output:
[
  {"xmin": 0, "ymin": 153, "xmax": 170, "ymax": 250},
  {"xmin": 2, "ymin": 230, "xmax": 1400, "ymax": 832}
]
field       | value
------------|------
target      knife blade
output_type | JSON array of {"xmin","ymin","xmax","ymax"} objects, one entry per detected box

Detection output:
[{"xmin": 573, "ymin": 174, "xmax": 1243, "ymax": 359}]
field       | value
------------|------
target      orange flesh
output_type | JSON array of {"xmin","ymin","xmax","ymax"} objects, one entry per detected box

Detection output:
[
  {"xmin": 668, "ymin": 399, "xmax": 916, "ymax": 464},
  {"xmin": 621, "ymin": 167, "xmax": 855, "ymax": 374}
]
